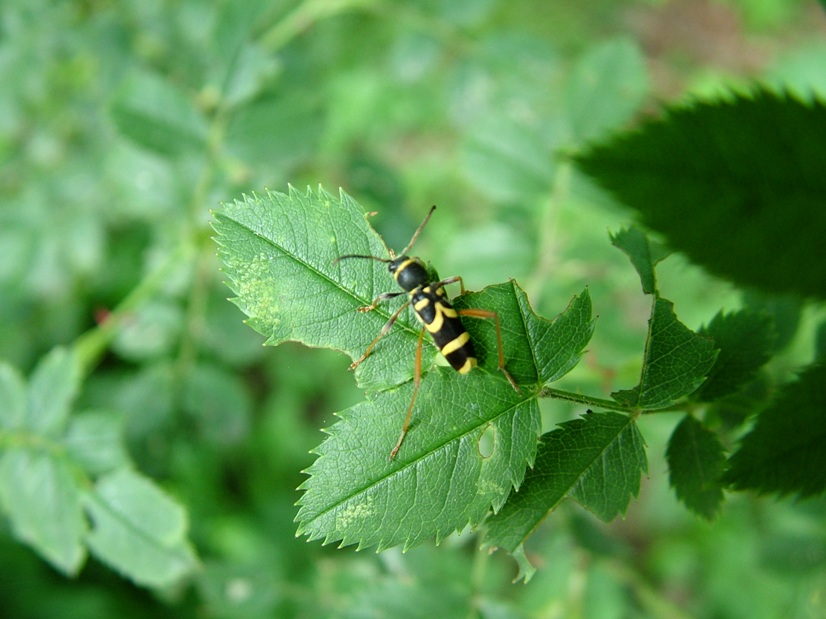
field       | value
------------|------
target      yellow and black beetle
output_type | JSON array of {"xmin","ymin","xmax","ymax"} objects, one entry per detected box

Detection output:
[{"xmin": 335, "ymin": 206, "xmax": 519, "ymax": 459}]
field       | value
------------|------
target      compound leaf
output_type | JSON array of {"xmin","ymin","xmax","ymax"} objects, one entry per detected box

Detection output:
[
  {"xmin": 613, "ymin": 298, "xmax": 718, "ymax": 409},
  {"xmin": 216, "ymin": 187, "xmax": 595, "ymax": 551}
]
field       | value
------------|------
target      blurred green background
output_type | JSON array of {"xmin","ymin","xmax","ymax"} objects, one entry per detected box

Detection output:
[{"xmin": 2, "ymin": 0, "xmax": 826, "ymax": 617}]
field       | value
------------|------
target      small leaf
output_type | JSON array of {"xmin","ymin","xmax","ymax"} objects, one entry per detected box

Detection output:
[
  {"xmin": 64, "ymin": 411, "xmax": 130, "ymax": 476},
  {"xmin": 454, "ymin": 284, "xmax": 594, "ymax": 387},
  {"xmin": 296, "ymin": 370, "xmax": 538, "ymax": 551},
  {"xmin": 110, "ymin": 70, "xmax": 208, "ymax": 157},
  {"xmin": 613, "ymin": 298, "xmax": 718, "ymax": 409},
  {"xmin": 723, "ymin": 364, "xmax": 826, "ymax": 498},
  {"xmin": 0, "ymin": 448, "xmax": 86, "ymax": 575},
  {"xmin": 84, "ymin": 468, "xmax": 198, "ymax": 587},
  {"xmin": 483, "ymin": 412, "xmax": 647, "ymax": 578},
  {"xmin": 213, "ymin": 186, "xmax": 429, "ymax": 392},
  {"xmin": 26, "ymin": 348, "xmax": 79, "ymax": 436},
  {"xmin": 0, "ymin": 362, "xmax": 27, "ymax": 430},
  {"xmin": 610, "ymin": 227, "xmax": 670, "ymax": 295},
  {"xmin": 666, "ymin": 415, "xmax": 726, "ymax": 519},
  {"xmin": 574, "ymin": 90, "xmax": 826, "ymax": 299},
  {"xmin": 694, "ymin": 310, "xmax": 776, "ymax": 401}
]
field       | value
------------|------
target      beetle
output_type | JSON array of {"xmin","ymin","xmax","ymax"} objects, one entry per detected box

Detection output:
[{"xmin": 335, "ymin": 206, "xmax": 519, "ymax": 459}]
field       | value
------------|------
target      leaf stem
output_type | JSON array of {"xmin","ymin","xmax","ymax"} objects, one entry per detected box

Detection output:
[
  {"xmin": 538, "ymin": 386, "xmax": 630, "ymax": 412},
  {"xmin": 258, "ymin": 0, "xmax": 380, "ymax": 52},
  {"xmin": 73, "ymin": 242, "xmax": 193, "ymax": 378},
  {"xmin": 539, "ymin": 386, "xmax": 693, "ymax": 416}
]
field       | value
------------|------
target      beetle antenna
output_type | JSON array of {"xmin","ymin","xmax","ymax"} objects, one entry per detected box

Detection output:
[
  {"xmin": 399, "ymin": 205, "xmax": 436, "ymax": 256},
  {"xmin": 333, "ymin": 254, "xmax": 392, "ymax": 266}
]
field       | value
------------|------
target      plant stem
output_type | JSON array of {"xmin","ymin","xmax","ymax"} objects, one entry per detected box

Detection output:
[
  {"xmin": 73, "ymin": 242, "xmax": 193, "ymax": 378},
  {"xmin": 539, "ymin": 386, "xmax": 631, "ymax": 413}
]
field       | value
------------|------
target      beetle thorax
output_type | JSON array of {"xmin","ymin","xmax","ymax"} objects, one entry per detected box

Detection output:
[{"xmin": 390, "ymin": 256, "xmax": 430, "ymax": 292}]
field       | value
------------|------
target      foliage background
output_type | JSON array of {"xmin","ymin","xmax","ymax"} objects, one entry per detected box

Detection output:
[{"xmin": 2, "ymin": 0, "xmax": 826, "ymax": 617}]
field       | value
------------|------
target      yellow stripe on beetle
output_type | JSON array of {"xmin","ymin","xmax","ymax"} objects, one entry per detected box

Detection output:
[{"xmin": 440, "ymin": 331, "xmax": 470, "ymax": 356}]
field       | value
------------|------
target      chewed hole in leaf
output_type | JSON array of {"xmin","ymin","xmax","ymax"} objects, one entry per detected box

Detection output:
[{"xmin": 478, "ymin": 423, "xmax": 496, "ymax": 459}]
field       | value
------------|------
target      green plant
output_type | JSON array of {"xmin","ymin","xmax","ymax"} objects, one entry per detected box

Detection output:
[
  {"xmin": 213, "ymin": 114, "xmax": 820, "ymax": 578},
  {"xmin": 3, "ymin": 0, "xmax": 825, "ymax": 616}
]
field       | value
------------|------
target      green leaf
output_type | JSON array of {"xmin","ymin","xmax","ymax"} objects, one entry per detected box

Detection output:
[
  {"xmin": 213, "ymin": 186, "xmax": 428, "ymax": 392},
  {"xmin": 64, "ymin": 411, "xmax": 130, "ymax": 476},
  {"xmin": 483, "ymin": 412, "xmax": 647, "ymax": 581},
  {"xmin": 26, "ymin": 348, "xmax": 79, "ymax": 436},
  {"xmin": 613, "ymin": 298, "xmax": 718, "ymax": 409},
  {"xmin": 454, "ymin": 284, "xmax": 594, "ymax": 388},
  {"xmin": 574, "ymin": 89, "xmax": 826, "ymax": 299},
  {"xmin": 666, "ymin": 415, "xmax": 726, "ymax": 519},
  {"xmin": 723, "ymin": 364, "xmax": 826, "ymax": 498},
  {"xmin": 565, "ymin": 38, "xmax": 649, "ymax": 143},
  {"xmin": 0, "ymin": 362, "xmax": 26, "ymax": 431},
  {"xmin": 110, "ymin": 70, "xmax": 208, "ymax": 157},
  {"xmin": 297, "ymin": 370, "xmax": 537, "ymax": 550},
  {"xmin": 610, "ymin": 226, "xmax": 670, "ymax": 295},
  {"xmin": 0, "ymin": 448, "xmax": 86, "ymax": 575},
  {"xmin": 694, "ymin": 310, "xmax": 776, "ymax": 401},
  {"xmin": 84, "ymin": 468, "xmax": 198, "ymax": 587}
]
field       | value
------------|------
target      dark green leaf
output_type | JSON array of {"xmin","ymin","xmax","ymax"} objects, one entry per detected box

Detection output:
[
  {"xmin": 610, "ymin": 226, "xmax": 670, "ymax": 295},
  {"xmin": 613, "ymin": 298, "xmax": 718, "ymax": 409},
  {"xmin": 666, "ymin": 415, "xmax": 726, "ymax": 519},
  {"xmin": 694, "ymin": 310, "xmax": 776, "ymax": 401},
  {"xmin": 574, "ymin": 90, "xmax": 826, "ymax": 299},
  {"xmin": 0, "ymin": 448, "xmax": 86, "ymax": 575},
  {"xmin": 742, "ymin": 290, "xmax": 802, "ymax": 352},
  {"xmin": 483, "ymin": 412, "xmax": 647, "ymax": 582},
  {"xmin": 817, "ymin": 319, "xmax": 826, "ymax": 362},
  {"xmin": 723, "ymin": 364, "xmax": 826, "ymax": 498}
]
